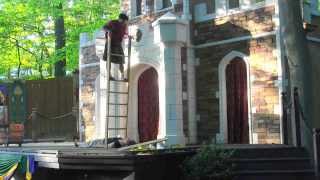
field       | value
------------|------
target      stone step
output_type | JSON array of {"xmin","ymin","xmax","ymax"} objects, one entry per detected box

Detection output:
[
  {"xmin": 234, "ymin": 169, "xmax": 315, "ymax": 180},
  {"xmin": 231, "ymin": 146, "xmax": 309, "ymax": 159},
  {"xmin": 232, "ymin": 157, "xmax": 312, "ymax": 171},
  {"xmin": 224, "ymin": 145, "xmax": 315, "ymax": 179}
]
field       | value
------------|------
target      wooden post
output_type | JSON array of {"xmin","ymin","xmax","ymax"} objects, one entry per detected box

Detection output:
[
  {"xmin": 313, "ymin": 128, "xmax": 320, "ymax": 180},
  {"xmin": 72, "ymin": 106, "xmax": 81, "ymax": 141},
  {"xmin": 282, "ymin": 92, "xmax": 288, "ymax": 145},
  {"xmin": 294, "ymin": 87, "xmax": 302, "ymax": 147},
  {"xmin": 31, "ymin": 107, "xmax": 37, "ymax": 142}
]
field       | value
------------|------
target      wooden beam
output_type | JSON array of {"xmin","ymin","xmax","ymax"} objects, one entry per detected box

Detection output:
[{"xmin": 118, "ymin": 138, "xmax": 168, "ymax": 151}]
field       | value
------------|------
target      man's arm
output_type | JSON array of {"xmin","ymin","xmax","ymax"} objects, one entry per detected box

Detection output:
[{"xmin": 103, "ymin": 21, "xmax": 113, "ymax": 32}]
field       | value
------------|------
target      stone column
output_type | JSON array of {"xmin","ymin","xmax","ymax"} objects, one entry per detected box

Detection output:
[
  {"xmin": 162, "ymin": 42, "xmax": 184, "ymax": 145},
  {"xmin": 153, "ymin": 12, "xmax": 188, "ymax": 145},
  {"xmin": 186, "ymin": 47, "xmax": 197, "ymax": 144}
]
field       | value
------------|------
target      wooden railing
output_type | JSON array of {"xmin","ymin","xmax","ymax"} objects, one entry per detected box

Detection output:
[
  {"xmin": 293, "ymin": 87, "xmax": 302, "ymax": 147},
  {"xmin": 293, "ymin": 87, "xmax": 320, "ymax": 179},
  {"xmin": 281, "ymin": 92, "xmax": 289, "ymax": 145},
  {"xmin": 313, "ymin": 128, "xmax": 320, "ymax": 179}
]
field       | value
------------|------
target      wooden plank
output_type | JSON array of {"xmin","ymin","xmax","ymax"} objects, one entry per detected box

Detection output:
[
  {"xmin": 38, "ymin": 162, "xmax": 60, "ymax": 169},
  {"xmin": 57, "ymin": 153, "xmax": 129, "ymax": 159},
  {"xmin": 23, "ymin": 138, "xmax": 66, "ymax": 143},
  {"xmin": 58, "ymin": 158, "xmax": 134, "ymax": 165},
  {"xmin": 118, "ymin": 138, "xmax": 168, "ymax": 151},
  {"xmin": 35, "ymin": 156, "xmax": 59, "ymax": 163},
  {"xmin": 59, "ymin": 164, "xmax": 134, "ymax": 171}
]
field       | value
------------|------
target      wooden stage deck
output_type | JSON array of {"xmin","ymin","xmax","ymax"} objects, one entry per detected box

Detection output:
[
  {"xmin": 0, "ymin": 143, "xmax": 293, "ymax": 171},
  {"xmin": 0, "ymin": 142, "xmax": 140, "ymax": 171}
]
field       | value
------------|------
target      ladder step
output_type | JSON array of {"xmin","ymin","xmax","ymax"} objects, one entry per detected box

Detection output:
[
  {"xmin": 110, "ymin": 53, "xmax": 128, "ymax": 58},
  {"xmin": 107, "ymin": 116, "xmax": 128, "ymax": 118},
  {"xmin": 109, "ymin": 103, "xmax": 128, "ymax": 106},
  {"xmin": 107, "ymin": 128, "xmax": 127, "ymax": 130},
  {"xmin": 109, "ymin": 91, "xmax": 128, "ymax": 94},
  {"xmin": 109, "ymin": 79, "xmax": 129, "ymax": 82}
]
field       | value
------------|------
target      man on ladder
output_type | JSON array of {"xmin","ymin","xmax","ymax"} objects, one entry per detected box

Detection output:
[
  {"xmin": 102, "ymin": 13, "xmax": 131, "ymax": 148},
  {"xmin": 103, "ymin": 13, "xmax": 129, "ymax": 80}
]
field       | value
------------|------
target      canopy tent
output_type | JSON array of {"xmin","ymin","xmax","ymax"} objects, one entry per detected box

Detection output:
[{"xmin": 0, "ymin": 154, "xmax": 36, "ymax": 180}]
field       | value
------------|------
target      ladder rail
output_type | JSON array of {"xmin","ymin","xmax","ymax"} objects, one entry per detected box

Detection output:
[
  {"xmin": 105, "ymin": 34, "xmax": 112, "ymax": 149},
  {"xmin": 125, "ymin": 37, "xmax": 132, "ymax": 137}
]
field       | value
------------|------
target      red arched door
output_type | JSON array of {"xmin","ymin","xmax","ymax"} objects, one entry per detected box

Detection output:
[
  {"xmin": 138, "ymin": 68, "xmax": 159, "ymax": 142},
  {"xmin": 226, "ymin": 58, "xmax": 249, "ymax": 144}
]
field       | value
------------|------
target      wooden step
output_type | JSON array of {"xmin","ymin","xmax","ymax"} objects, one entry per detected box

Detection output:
[
  {"xmin": 232, "ymin": 157, "xmax": 312, "ymax": 171},
  {"xmin": 234, "ymin": 169, "xmax": 315, "ymax": 180},
  {"xmin": 231, "ymin": 146, "xmax": 309, "ymax": 159}
]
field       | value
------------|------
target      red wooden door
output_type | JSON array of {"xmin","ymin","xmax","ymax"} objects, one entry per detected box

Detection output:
[
  {"xmin": 138, "ymin": 68, "xmax": 159, "ymax": 142},
  {"xmin": 226, "ymin": 58, "xmax": 249, "ymax": 144}
]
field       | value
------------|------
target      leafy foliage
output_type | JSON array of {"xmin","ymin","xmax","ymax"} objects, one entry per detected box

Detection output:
[
  {"xmin": 182, "ymin": 145, "xmax": 235, "ymax": 180},
  {"xmin": 0, "ymin": 0, "xmax": 119, "ymax": 79}
]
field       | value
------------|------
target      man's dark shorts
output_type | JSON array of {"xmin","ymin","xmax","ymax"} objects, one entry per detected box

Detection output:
[{"xmin": 103, "ymin": 43, "xmax": 124, "ymax": 64}]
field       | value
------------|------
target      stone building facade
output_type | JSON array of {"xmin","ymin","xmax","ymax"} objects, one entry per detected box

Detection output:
[
  {"xmin": 193, "ymin": 3, "xmax": 280, "ymax": 144},
  {"xmin": 79, "ymin": 0, "xmax": 320, "ymax": 145}
]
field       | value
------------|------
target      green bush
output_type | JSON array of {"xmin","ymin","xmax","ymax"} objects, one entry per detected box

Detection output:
[{"xmin": 182, "ymin": 144, "xmax": 235, "ymax": 180}]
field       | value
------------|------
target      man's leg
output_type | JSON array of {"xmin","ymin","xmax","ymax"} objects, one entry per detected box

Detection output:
[
  {"xmin": 119, "ymin": 63, "xmax": 125, "ymax": 80},
  {"xmin": 116, "ymin": 45, "xmax": 125, "ymax": 80},
  {"xmin": 109, "ymin": 63, "xmax": 115, "ymax": 80}
]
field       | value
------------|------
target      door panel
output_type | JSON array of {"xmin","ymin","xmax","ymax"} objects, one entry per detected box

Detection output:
[
  {"xmin": 138, "ymin": 68, "xmax": 159, "ymax": 142},
  {"xmin": 226, "ymin": 58, "xmax": 249, "ymax": 144}
]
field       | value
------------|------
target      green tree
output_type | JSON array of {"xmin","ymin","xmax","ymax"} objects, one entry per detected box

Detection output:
[{"xmin": 0, "ymin": 0, "xmax": 119, "ymax": 79}]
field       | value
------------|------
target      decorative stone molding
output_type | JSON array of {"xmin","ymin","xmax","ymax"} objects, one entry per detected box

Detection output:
[{"xmin": 152, "ymin": 12, "xmax": 188, "ymax": 44}]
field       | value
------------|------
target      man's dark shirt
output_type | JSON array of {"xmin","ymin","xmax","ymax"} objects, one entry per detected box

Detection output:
[{"xmin": 103, "ymin": 20, "xmax": 127, "ymax": 45}]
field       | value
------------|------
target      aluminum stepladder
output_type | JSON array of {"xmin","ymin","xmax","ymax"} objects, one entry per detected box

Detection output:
[{"xmin": 105, "ymin": 34, "xmax": 132, "ymax": 149}]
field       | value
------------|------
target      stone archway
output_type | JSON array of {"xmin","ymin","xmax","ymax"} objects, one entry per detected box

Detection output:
[
  {"xmin": 226, "ymin": 58, "xmax": 249, "ymax": 144},
  {"xmin": 218, "ymin": 51, "xmax": 253, "ymax": 144},
  {"xmin": 127, "ymin": 63, "xmax": 164, "ymax": 143}
]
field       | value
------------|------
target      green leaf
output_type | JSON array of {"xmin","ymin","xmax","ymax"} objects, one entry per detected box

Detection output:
[{"xmin": 0, "ymin": 0, "xmax": 120, "ymax": 79}]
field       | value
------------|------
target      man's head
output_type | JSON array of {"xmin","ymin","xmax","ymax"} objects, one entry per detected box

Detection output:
[{"xmin": 119, "ymin": 13, "xmax": 129, "ymax": 25}]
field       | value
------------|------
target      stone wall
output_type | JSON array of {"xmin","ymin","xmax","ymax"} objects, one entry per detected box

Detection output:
[
  {"xmin": 194, "ymin": 5, "xmax": 281, "ymax": 144},
  {"xmin": 123, "ymin": 0, "xmax": 183, "ymax": 24},
  {"xmin": 121, "ymin": 0, "xmax": 130, "ymax": 13},
  {"xmin": 195, "ymin": 35, "xmax": 280, "ymax": 144},
  {"xmin": 193, "ymin": 5, "xmax": 275, "ymax": 45},
  {"xmin": 79, "ymin": 45, "xmax": 100, "ymax": 142}
]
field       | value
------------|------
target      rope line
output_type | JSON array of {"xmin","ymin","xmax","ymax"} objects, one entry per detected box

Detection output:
[{"xmin": 34, "ymin": 112, "xmax": 73, "ymax": 120}]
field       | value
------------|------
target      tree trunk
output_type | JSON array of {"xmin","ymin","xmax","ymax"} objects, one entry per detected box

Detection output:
[
  {"xmin": 279, "ymin": 0, "xmax": 314, "ymax": 147},
  {"xmin": 16, "ymin": 40, "xmax": 21, "ymax": 78},
  {"xmin": 54, "ymin": 3, "xmax": 66, "ymax": 77}
]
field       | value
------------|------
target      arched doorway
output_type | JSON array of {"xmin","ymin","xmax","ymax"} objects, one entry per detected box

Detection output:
[
  {"xmin": 138, "ymin": 67, "xmax": 159, "ymax": 142},
  {"xmin": 226, "ymin": 58, "xmax": 249, "ymax": 144}
]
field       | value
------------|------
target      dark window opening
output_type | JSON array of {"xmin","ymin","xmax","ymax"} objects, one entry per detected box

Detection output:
[
  {"xmin": 209, "ymin": 0, "xmax": 216, "ymax": 14},
  {"xmin": 163, "ymin": 0, "xmax": 172, "ymax": 9},
  {"xmin": 146, "ymin": 0, "xmax": 154, "ymax": 13},
  {"xmin": 229, "ymin": 0, "xmax": 240, "ymax": 9},
  {"xmin": 253, "ymin": 0, "xmax": 265, "ymax": 3},
  {"xmin": 136, "ymin": 0, "xmax": 142, "ymax": 16}
]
